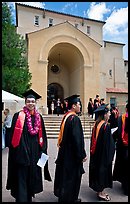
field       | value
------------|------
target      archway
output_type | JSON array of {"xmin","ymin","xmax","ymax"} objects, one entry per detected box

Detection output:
[{"xmin": 47, "ymin": 83, "xmax": 64, "ymax": 114}]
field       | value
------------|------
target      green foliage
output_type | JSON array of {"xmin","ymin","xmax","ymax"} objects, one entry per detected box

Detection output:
[{"xmin": 2, "ymin": 2, "xmax": 32, "ymax": 97}]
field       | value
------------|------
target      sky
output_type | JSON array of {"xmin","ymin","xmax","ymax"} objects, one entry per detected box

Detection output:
[{"xmin": 9, "ymin": 2, "xmax": 128, "ymax": 60}]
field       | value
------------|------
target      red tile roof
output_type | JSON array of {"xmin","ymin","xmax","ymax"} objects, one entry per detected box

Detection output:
[{"xmin": 106, "ymin": 88, "xmax": 128, "ymax": 93}]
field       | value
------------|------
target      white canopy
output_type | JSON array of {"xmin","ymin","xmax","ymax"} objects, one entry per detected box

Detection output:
[{"xmin": 2, "ymin": 90, "xmax": 24, "ymax": 102}]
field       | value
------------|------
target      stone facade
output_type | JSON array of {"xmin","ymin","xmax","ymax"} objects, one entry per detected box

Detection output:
[{"xmin": 15, "ymin": 3, "xmax": 128, "ymax": 114}]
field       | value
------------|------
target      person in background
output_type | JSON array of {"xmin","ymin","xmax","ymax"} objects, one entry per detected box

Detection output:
[
  {"xmin": 51, "ymin": 100, "xmax": 55, "ymax": 115},
  {"xmin": 112, "ymin": 102, "xmax": 128, "ymax": 196},
  {"xmin": 6, "ymin": 89, "xmax": 51, "ymax": 202},
  {"xmin": 63, "ymin": 100, "xmax": 68, "ymax": 113},
  {"xmin": 2, "ymin": 126, "xmax": 5, "ymax": 149},
  {"xmin": 93, "ymin": 99, "xmax": 100, "ymax": 121},
  {"xmin": 109, "ymin": 105, "xmax": 119, "ymax": 143},
  {"xmin": 56, "ymin": 98, "xmax": 61, "ymax": 116},
  {"xmin": 87, "ymin": 98, "xmax": 94, "ymax": 118},
  {"xmin": 94, "ymin": 94, "xmax": 100, "ymax": 106},
  {"xmin": 89, "ymin": 104, "xmax": 115, "ymax": 201},
  {"xmin": 3, "ymin": 108, "xmax": 12, "ymax": 147},
  {"xmin": 54, "ymin": 94, "xmax": 87, "ymax": 203},
  {"xmin": 100, "ymin": 98, "xmax": 105, "ymax": 106}
]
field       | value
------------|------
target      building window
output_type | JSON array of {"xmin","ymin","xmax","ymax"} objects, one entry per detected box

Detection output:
[
  {"xmin": 110, "ymin": 97, "xmax": 117, "ymax": 107},
  {"xmin": 49, "ymin": 18, "xmax": 53, "ymax": 27},
  {"xmin": 126, "ymin": 71, "xmax": 128, "ymax": 78},
  {"xmin": 34, "ymin": 16, "xmax": 39, "ymax": 26},
  {"xmin": 87, "ymin": 26, "xmax": 90, "ymax": 35},
  {"xmin": 109, "ymin": 69, "xmax": 112, "ymax": 77},
  {"xmin": 75, "ymin": 23, "xmax": 78, "ymax": 29}
]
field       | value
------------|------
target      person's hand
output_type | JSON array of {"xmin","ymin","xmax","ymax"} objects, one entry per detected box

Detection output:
[{"xmin": 82, "ymin": 156, "xmax": 87, "ymax": 162}]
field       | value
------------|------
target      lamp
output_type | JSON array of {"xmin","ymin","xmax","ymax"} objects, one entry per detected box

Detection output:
[{"xmin": 50, "ymin": 53, "xmax": 61, "ymax": 74}]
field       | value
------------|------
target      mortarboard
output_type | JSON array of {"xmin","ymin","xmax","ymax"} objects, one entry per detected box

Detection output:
[
  {"xmin": 65, "ymin": 94, "xmax": 80, "ymax": 104},
  {"xmin": 94, "ymin": 104, "xmax": 109, "ymax": 115},
  {"xmin": 22, "ymin": 89, "xmax": 41, "ymax": 100}
]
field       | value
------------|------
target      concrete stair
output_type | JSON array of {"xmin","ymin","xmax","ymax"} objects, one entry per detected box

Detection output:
[{"xmin": 43, "ymin": 114, "xmax": 94, "ymax": 139}]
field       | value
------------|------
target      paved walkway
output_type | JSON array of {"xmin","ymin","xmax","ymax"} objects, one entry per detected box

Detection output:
[{"xmin": 2, "ymin": 138, "xmax": 128, "ymax": 202}]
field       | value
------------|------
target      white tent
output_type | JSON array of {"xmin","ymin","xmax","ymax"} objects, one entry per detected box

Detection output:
[{"xmin": 2, "ymin": 90, "xmax": 24, "ymax": 102}]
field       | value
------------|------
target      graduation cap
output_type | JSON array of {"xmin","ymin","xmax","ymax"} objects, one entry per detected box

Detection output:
[
  {"xmin": 65, "ymin": 94, "xmax": 80, "ymax": 104},
  {"xmin": 22, "ymin": 89, "xmax": 41, "ymax": 100},
  {"xmin": 94, "ymin": 104, "xmax": 109, "ymax": 115}
]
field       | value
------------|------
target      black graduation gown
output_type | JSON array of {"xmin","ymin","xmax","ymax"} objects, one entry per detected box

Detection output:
[
  {"xmin": 6, "ymin": 112, "xmax": 51, "ymax": 200},
  {"xmin": 89, "ymin": 122, "xmax": 115, "ymax": 192},
  {"xmin": 109, "ymin": 112, "xmax": 118, "ymax": 142},
  {"xmin": 54, "ymin": 114, "xmax": 86, "ymax": 202},
  {"xmin": 88, "ymin": 101, "xmax": 93, "ymax": 115},
  {"xmin": 112, "ymin": 115, "xmax": 128, "ymax": 194}
]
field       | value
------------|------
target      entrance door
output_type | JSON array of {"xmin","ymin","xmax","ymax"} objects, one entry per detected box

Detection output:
[{"xmin": 47, "ymin": 83, "xmax": 64, "ymax": 114}]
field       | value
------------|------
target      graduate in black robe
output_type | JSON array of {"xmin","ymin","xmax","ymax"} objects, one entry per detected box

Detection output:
[
  {"xmin": 54, "ymin": 95, "xmax": 87, "ymax": 202},
  {"xmin": 6, "ymin": 89, "xmax": 51, "ymax": 202},
  {"xmin": 108, "ymin": 105, "xmax": 119, "ymax": 143},
  {"xmin": 112, "ymin": 102, "xmax": 128, "ymax": 196},
  {"xmin": 89, "ymin": 104, "xmax": 115, "ymax": 201}
]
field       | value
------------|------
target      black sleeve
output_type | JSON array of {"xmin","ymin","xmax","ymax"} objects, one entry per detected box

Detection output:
[
  {"xmin": 41, "ymin": 115, "xmax": 52, "ymax": 181},
  {"xmin": 71, "ymin": 116, "xmax": 86, "ymax": 163},
  {"xmin": 40, "ymin": 115, "xmax": 47, "ymax": 153},
  {"xmin": 104, "ymin": 124, "xmax": 115, "ymax": 164}
]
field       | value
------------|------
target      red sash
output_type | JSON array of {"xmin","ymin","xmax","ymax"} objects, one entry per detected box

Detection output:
[
  {"xmin": 11, "ymin": 111, "xmax": 43, "ymax": 148},
  {"xmin": 121, "ymin": 113, "xmax": 128, "ymax": 146}
]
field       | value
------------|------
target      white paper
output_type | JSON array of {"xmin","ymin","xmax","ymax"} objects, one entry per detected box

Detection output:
[
  {"xmin": 111, "ymin": 127, "xmax": 118, "ymax": 134},
  {"xmin": 37, "ymin": 153, "xmax": 49, "ymax": 168}
]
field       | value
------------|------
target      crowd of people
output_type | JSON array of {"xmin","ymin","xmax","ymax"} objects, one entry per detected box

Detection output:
[
  {"xmin": 87, "ymin": 95, "xmax": 119, "ymax": 120},
  {"xmin": 48, "ymin": 98, "xmax": 69, "ymax": 115},
  {"xmin": 2, "ymin": 90, "xmax": 128, "ymax": 202}
]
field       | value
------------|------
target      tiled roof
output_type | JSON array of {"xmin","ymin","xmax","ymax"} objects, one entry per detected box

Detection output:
[{"xmin": 106, "ymin": 88, "xmax": 128, "ymax": 93}]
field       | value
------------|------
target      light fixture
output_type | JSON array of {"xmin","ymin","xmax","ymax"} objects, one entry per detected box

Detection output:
[{"xmin": 51, "ymin": 53, "xmax": 61, "ymax": 74}]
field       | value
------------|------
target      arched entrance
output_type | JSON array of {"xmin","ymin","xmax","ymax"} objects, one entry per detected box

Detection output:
[{"xmin": 47, "ymin": 83, "xmax": 64, "ymax": 114}]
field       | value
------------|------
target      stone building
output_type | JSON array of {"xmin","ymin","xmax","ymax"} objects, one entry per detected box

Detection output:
[{"xmin": 15, "ymin": 3, "xmax": 128, "ymax": 114}]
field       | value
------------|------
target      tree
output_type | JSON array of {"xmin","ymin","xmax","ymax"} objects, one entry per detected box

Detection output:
[{"xmin": 2, "ymin": 2, "xmax": 32, "ymax": 97}]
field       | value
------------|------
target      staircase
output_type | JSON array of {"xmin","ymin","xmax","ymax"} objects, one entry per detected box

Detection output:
[{"xmin": 43, "ymin": 114, "xmax": 95, "ymax": 139}]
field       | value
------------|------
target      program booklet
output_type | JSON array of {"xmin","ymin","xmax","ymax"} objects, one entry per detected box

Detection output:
[
  {"xmin": 111, "ymin": 127, "xmax": 118, "ymax": 135},
  {"xmin": 37, "ymin": 153, "xmax": 49, "ymax": 168}
]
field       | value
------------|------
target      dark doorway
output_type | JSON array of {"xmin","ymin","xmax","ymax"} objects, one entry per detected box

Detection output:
[{"xmin": 47, "ymin": 83, "xmax": 64, "ymax": 114}]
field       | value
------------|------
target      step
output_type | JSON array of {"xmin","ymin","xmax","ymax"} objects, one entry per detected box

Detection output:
[{"xmin": 43, "ymin": 114, "xmax": 94, "ymax": 139}]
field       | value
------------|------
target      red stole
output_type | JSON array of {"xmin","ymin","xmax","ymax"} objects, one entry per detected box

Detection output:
[
  {"xmin": 121, "ymin": 113, "xmax": 128, "ymax": 146},
  {"xmin": 11, "ymin": 110, "xmax": 43, "ymax": 148}
]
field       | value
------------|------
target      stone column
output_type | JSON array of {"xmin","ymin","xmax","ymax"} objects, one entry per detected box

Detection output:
[{"xmin": 34, "ymin": 60, "xmax": 48, "ymax": 114}]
